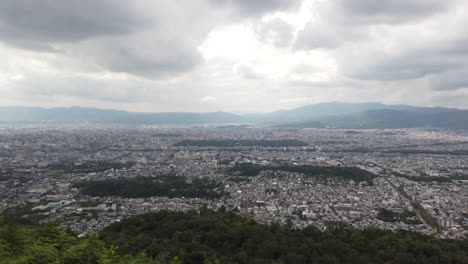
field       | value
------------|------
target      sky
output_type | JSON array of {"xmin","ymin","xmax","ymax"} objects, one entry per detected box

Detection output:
[{"xmin": 0, "ymin": 0, "xmax": 467, "ymax": 113}]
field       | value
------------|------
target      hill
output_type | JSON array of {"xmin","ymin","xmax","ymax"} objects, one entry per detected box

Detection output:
[
  {"xmin": 1, "ymin": 102, "xmax": 468, "ymax": 128},
  {"xmin": 0, "ymin": 106, "xmax": 245, "ymax": 124},
  {"xmin": 249, "ymin": 102, "xmax": 392, "ymax": 123},
  {"xmin": 1, "ymin": 210, "xmax": 467, "ymax": 263},
  {"xmin": 99, "ymin": 209, "xmax": 468, "ymax": 264},
  {"xmin": 0, "ymin": 216, "xmax": 160, "ymax": 263},
  {"xmin": 250, "ymin": 102, "xmax": 468, "ymax": 129},
  {"xmin": 283, "ymin": 107, "xmax": 468, "ymax": 129}
]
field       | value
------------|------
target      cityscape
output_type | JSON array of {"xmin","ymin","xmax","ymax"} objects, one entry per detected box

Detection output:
[
  {"xmin": 1, "ymin": 125, "xmax": 466, "ymax": 240},
  {"xmin": 1, "ymin": 0, "xmax": 468, "ymax": 262}
]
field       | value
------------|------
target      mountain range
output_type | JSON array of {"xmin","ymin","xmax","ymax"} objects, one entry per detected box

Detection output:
[{"xmin": 1, "ymin": 102, "xmax": 468, "ymax": 129}]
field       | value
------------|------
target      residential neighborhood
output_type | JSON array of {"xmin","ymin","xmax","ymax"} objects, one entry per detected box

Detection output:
[{"xmin": 1, "ymin": 125, "xmax": 466, "ymax": 239}]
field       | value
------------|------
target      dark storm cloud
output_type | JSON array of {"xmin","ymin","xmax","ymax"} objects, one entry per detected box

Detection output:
[{"xmin": 0, "ymin": 0, "xmax": 144, "ymax": 48}]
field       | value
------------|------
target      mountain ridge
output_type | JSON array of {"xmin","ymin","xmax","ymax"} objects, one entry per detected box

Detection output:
[{"xmin": 1, "ymin": 102, "xmax": 467, "ymax": 128}]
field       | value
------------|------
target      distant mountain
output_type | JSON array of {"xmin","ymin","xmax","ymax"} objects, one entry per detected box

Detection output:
[
  {"xmin": 1, "ymin": 103, "xmax": 467, "ymax": 128},
  {"xmin": 272, "ymin": 103, "xmax": 468, "ymax": 129},
  {"xmin": 0, "ymin": 106, "xmax": 245, "ymax": 124},
  {"xmin": 248, "ymin": 102, "xmax": 390, "ymax": 123},
  {"xmin": 346, "ymin": 108, "xmax": 468, "ymax": 129},
  {"xmin": 249, "ymin": 102, "xmax": 439, "ymax": 124}
]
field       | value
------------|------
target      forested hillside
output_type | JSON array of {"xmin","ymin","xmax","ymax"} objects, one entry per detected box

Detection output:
[
  {"xmin": 99, "ymin": 209, "xmax": 467, "ymax": 264},
  {"xmin": 0, "ymin": 216, "xmax": 165, "ymax": 263},
  {"xmin": 1, "ymin": 210, "xmax": 467, "ymax": 264}
]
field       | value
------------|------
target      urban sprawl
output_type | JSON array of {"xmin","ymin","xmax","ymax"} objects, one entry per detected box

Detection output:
[{"xmin": 0, "ymin": 125, "xmax": 466, "ymax": 240}]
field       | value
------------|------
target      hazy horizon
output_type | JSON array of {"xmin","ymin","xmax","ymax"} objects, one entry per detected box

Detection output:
[{"xmin": 1, "ymin": 101, "xmax": 468, "ymax": 115}]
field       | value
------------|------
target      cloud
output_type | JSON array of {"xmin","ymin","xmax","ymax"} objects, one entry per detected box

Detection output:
[
  {"xmin": 254, "ymin": 18, "xmax": 294, "ymax": 48},
  {"xmin": 1, "ymin": 0, "xmax": 468, "ymax": 112},
  {"xmin": 0, "ymin": 1, "xmax": 209, "ymax": 78},
  {"xmin": 210, "ymin": 0, "xmax": 301, "ymax": 16},
  {"xmin": 202, "ymin": 96, "xmax": 217, "ymax": 102},
  {"xmin": 336, "ymin": 19, "xmax": 468, "ymax": 81},
  {"xmin": 293, "ymin": 0, "xmax": 455, "ymax": 50},
  {"xmin": 73, "ymin": 34, "xmax": 204, "ymax": 79},
  {"xmin": 0, "ymin": 1, "xmax": 145, "ymax": 47},
  {"xmin": 339, "ymin": 51, "xmax": 453, "ymax": 81},
  {"xmin": 233, "ymin": 63, "xmax": 265, "ymax": 79},
  {"xmin": 279, "ymin": 97, "xmax": 311, "ymax": 103},
  {"xmin": 0, "ymin": 0, "xmax": 302, "ymax": 80},
  {"xmin": 9, "ymin": 73, "xmax": 152, "ymax": 103},
  {"xmin": 294, "ymin": 22, "xmax": 342, "ymax": 50},
  {"xmin": 334, "ymin": 0, "xmax": 455, "ymax": 24},
  {"xmin": 429, "ymin": 70, "xmax": 468, "ymax": 90},
  {"xmin": 290, "ymin": 0, "xmax": 468, "ymax": 83}
]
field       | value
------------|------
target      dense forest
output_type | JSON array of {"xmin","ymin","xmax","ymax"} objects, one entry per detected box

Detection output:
[
  {"xmin": 174, "ymin": 139, "xmax": 308, "ymax": 147},
  {"xmin": 100, "ymin": 209, "xmax": 467, "ymax": 264},
  {"xmin": 0, "ymin": 216, "xmax": 177, "ymax": 263},
  {"xmin": 76, "ymin": 175, "xmax": 222, "ymax": 199},
  {"xmin": 336, "ymin": 148, "xmax": 468, "ymax": 157},
  {"xmin": 392, "ymin": 171, "xmax": 453, "ymax": 183},
  {"xmin": 1, "ymin": 210, "xmax": 467, "ymax": 264},
  {"xmin": 229, "ymin": 163, "xmax": 264, "ymax": 176},
  {"xmin": 229, "ymin": 163, "xmax": 376, "ymax": 184},
  {"xmin": 376, "ymin": 209, "xmax": 422, "ymax": 225}
]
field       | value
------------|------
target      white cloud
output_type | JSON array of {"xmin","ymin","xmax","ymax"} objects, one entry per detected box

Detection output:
[
  {"xmin": 202, "ymin": 96, "xmax": 217, "ymax": 102},
  {"xmin": 0, "ymin": 0, "xmax": 467, "ymax": 112},
  {"xmin": 233, "ymin": 63, "xmax": 265, "ymax": 79}
]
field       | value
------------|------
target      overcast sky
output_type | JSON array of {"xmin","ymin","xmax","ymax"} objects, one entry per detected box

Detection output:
[{"xmin": 1, "ymin": 0, "xmax": 467, "ymax": 113}]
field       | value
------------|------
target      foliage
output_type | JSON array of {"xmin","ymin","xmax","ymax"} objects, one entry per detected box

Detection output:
[
  {"xmin": 0, "ymin": 218, "xmax": 160, "ymax": 264},
  {"xmin": 229, "ymin": 163, "xmax": 376, "ymax": 184},
  {"xmin": 396, "ymin": 186, "xmax": 439, "ymax": 229},
  {"xmin": 337, "ymin": 148, "xmax": 468, "ymax": 157},
  {"xmin": 393, "ymin": 171, "xmax": 453, "ymax": 183},
  {"xmin": 1, "ymin": 203, "xmax": 48, "ymax": 225},
  {"xmin": 76, "ymin": 175, "xmax": 222, "ymax": 199},
  {"xmin": 217, "ymin": 160, "xmax": 232, "ymax": 165},
  {"xmin": 411, "ymin": 202, "xmax": 439, "ymax": 228},
  {"xmin": 100, "ymin": 209, "xmax": 468, "ymax": 264},
  {"xmin": 0, "ymin": 210, "xmax": 466, "ymax": 264},
  {"xmin": 228, "ymin": 163, "xmax": 264, "ymax": 176},
  {"xmin": 401, "ymin": 175, "xmax": 452, "ymax": 183},
  {"xmin": 376, "ymin": 208, "xmax": 422, "ymax": 225}
]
